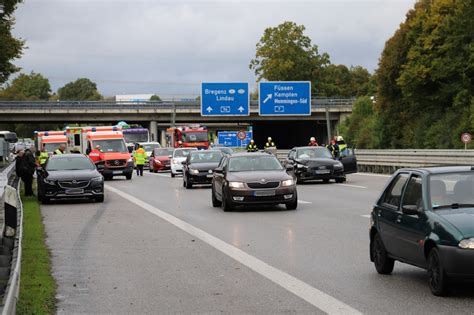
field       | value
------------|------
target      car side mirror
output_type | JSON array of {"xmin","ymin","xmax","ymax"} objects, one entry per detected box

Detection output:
[
  {"xmin": 402, "ymin": 205, "xmax": 420, "ymax": 215},
  {"xmin": 214, "ymin": 167, "xmax": 224, "ymax": 174},
  {"xmin": 286, "ymin": 164, "xmax": 294, "ymax": 172}
]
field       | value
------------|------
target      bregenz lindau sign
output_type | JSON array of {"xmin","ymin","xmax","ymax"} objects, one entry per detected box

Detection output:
[{"xmin": 201, "ymin": 83, "xmax": 249, "ymax": 116}]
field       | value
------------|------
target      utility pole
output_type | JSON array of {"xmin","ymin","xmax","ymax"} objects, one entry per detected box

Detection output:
[{"xmin": 325, "ymin": 105, "xmax": 331, "ymax": 144}]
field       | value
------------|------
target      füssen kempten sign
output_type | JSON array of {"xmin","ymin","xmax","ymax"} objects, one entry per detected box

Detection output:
[
  {"xmin": 259, "ymin": 81, "xmax": 311, "ymax": 116},
  {"xmin": 201, "ymin": 83, "xmax": 249, "ymax": 116}
]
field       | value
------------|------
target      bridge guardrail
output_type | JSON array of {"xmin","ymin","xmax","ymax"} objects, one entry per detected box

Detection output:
[{"xmin": 0, "ymin": 98, "xmax": 354, "ymax": 110}]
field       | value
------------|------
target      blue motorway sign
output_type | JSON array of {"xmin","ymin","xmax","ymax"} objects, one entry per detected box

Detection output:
[
  {"xmin": 259, "ymin": 81, "xmax": 311, "ymax": 116},
  {"xmin": 201, "ymin": 82, "xmax": 249, "ymax": 116},
  {"xmin": 218, "ymin": 131, "xmax": 253, "ymax": 147}
]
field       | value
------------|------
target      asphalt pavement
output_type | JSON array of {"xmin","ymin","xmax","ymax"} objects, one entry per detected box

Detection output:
[{"xmin": 41, "ymin": 171, "xmax": 474, "ymax": 314}]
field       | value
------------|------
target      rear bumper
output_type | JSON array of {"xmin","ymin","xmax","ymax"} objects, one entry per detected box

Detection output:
[{"xmin": 439, "ymin": 245, "xmax": 474, "ymax": 279}]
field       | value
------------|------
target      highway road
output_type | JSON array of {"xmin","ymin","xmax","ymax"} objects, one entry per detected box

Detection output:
[{"xmin": 42, "ymin": 172, "xmax": 474, "ymax": 314}]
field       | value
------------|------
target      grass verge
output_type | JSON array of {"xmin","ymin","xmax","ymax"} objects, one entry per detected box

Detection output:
[{"xmin": 16, "ymin": 182, "xmax": 56, "ymax": 315}]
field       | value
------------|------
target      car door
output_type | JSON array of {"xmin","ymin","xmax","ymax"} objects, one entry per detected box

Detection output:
[
  {"xmin": 374, "ymin": 172, "xmax": 410, "ymax": 258},
  {"xmin": 213, "ymin": 156, "xmax": 227, "ymax": 198},
  {"xmin": 395, "ymin": 173, "xmax": 428, "ymax": 267},
  {"xmin": 339, "ymin": 148, "xmax": 357, "ymax": 174}
]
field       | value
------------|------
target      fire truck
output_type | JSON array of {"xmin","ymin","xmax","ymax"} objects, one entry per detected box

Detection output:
[
  {"xmin": 166, "ymin": 125, "xmax": 209, "ymax": 149},
  {"xmin": 65, "ymin": 126, "xmax": 134, "ymax": 180},
  {"xmin": 35, "ymin": 131, "xmax": 68, "ymax": 153}
]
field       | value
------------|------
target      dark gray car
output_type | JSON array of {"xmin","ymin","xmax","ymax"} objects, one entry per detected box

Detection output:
[{"xmin": 211, "ymin": 152, "xmax": 297, "ymax": 211}]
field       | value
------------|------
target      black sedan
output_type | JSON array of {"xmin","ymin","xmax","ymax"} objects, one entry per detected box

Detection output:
[
  {"xmin": 211, "ymin": 152, "xmax": 297, "ymax": 211},
  {"xmin": 37, "ymin": 154, "xmax": 105, "ymax": 203},
  {"xmin": 286, "ymin": 146, "xmax": 347, "ymax": 183},
  {"xmin": 182, "ymin": 150, "xmax": 224, "ymax": 189},
  {"xmin": 370, "ymin": 166, "xmax": 474, "ymax": 296}
]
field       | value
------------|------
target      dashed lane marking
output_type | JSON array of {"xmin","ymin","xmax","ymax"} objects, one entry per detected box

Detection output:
[
  {"xmin": 361, "ymin": 214, "xmax": 371, "ymax": 218},
  {"xmin": 299, "ymin": 200, "xmax": 312, "ymax": 204},
  {"xmin": 352, "ymin": 173, "xmax": 390, "ymax": 178},
  {"xmin": 106, "ymin": 185, "xmax": 362, "ymax": 315},
  {"xmin": 338, "ymin": 184, "xmax": 368, "ymax": 189}
]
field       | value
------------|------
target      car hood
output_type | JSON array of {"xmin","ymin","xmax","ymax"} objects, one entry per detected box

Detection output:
[
  {"xmin": 227, "ymin": 170, "xmax": 292, "ymax": 182},
  {"xmin": 437, "ymin": 209, "xmax": 474, "ymax": 238},
  {"xmin": 295, "ymin": 158, "xmax": 338, "ymax": 166},
  {"xmin": 46, "ymin": 169, "xmax": 100, "ymax": 181},
  {"xmin": 153, "ymin": 156, "xmax": 170, "ymax": 162},
  {"xmin": 100, "ymin": 152, "xmax": 130, "ymax": 160},
  {"xmin": 189, "ymin": 162, "xmax": 219, "ymax": 171}
]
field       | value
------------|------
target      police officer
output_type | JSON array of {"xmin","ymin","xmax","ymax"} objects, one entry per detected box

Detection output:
[
  {"xmin": 336, "ymin": 136, "xmax": 347, "ymax": 152},
  {"xmin": 327, "ymin": 138, "xmax": 339, "ymax": 158},
  {"xmin": 308, "ymin": 137, "xmax": 318, "ymax": 146},
  {"xmin": 264, "ymin": 137, "xmax": 276, "ymax": 149},
  {"xmin": 36, "ymin": 145, "xmax": 49, "ymax": 167},
  {"xmin": 133, "ymin": 144, "xmax": 147, "ymax": 176},
  {"xmin": 246, "ymin": 139, "xmax": 258, "ymax": 152},
  {"xmin": 54, "ymin": 143, "xmax": 66, "ymax": 155}
]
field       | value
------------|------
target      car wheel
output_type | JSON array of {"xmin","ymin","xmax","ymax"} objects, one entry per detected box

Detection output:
[
  {"xmin": 323, "ymin": 179, "xmax": 330, "ymax": 183},
  {"xmin": 126, "ymin": 174, "xmax": 132, "ymax": 180},
  {"xmin": 212, "ymin": 186, "xmax": 222, "ymax": 207},
  {"xmin": 185, "ymin": 178, "xmax": 192, "ymax": 189},
  {"xmin": 171, "ymin": 172, "xmax": 176, "ymax": 178},
  {"xmin": 428, "ymin": 247, "xmax": 448, "ymax": 296},
  {"xmin": 285, "ymin": 197, "xmax": 298, "ymax": 210},
  {"xmin": 335, "ymin": 178, "xmax": 344, "ymax": 183},
  {"xmin": 372, "ymin": 233, "xmax": 395, "ymax": 274},
  {"xmin": 95, "ymin": 195, "xmax": 104, "ymax": 203},
  {"xmin": 222, "ymin": 191, "xmax": 234, "ymax": 212},
  {"xmin": 41, "ymin": 197, "xmax": 51, "ymax": 204}
]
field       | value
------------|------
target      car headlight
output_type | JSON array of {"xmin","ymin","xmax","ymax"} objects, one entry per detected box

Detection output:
[
  {"xmin": 228, "ymin": 181, "xmax": 245, "ymax": 189},
  {"xmin": 334, "ymin": 162, "xmax": 343, "ymax": 169},
  {"xmin": 282, "ymin": 179, "xmax": 295, "ymax": 187},
  {"xmin": 91, "ymin": 176, "xmax": 103, "ymax": 183},
  {"xmin": 127, "ymin": 158, "xmax": 133, "ymax": 163},
  {"xmin": 459, "ymin": 238, "xmax": 474, "ymax": 249},
  {"xmin": 44, "ymin": 179, "xmax": 55, "ymax": 185},
  {"xmin": 296, "ymin": 163, "xmax": 308, "ymax": 169},
  {"xmin": 154, "ymin": 159, "xmax": 161, "ymax": 164},
  {"xmin": 190, "ymin": 169, "xmax": 199, "ymax": 175},
  {"xmin": 172, "ymin": 159, "xmax": 179, "ymax": 165}
]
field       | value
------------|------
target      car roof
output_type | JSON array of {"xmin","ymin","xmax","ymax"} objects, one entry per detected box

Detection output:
[
  {"xmin": 190, "ymin": 150, "xmax": 222, "ymax": 154},
  {"xmin": 49, "ymin": 154, "xmax": 88, "ymax": 159},
  {"xmin": 397, "ymin": 166, "xmax": 474, "ymax": 175},
  {"xmin": 228, "ymin": 152, "xmax": 276, "ymax": 158},
  {"xmin": 291, "ymin": 146, "xmax": 328, "ymax": 150}
]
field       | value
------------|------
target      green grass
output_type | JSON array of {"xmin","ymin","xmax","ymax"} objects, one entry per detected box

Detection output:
[{"xmin": 16, "ymin": 182, "xmax": 56, "ymax": 315}]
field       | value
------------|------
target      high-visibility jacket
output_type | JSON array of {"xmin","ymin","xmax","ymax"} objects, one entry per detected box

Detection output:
[
  {"xmin": 54, "ymin": 149, "xmax": 64, "ymax": 155},
  {"xmin": 264, "ymin": 142, "xmax": 276, "ymax": 148},
  {"xmin": 38, "ymin": 151, "xmax": 49, "ymax": 165},
  {"xmin": 133, "ymin": 148, "xmax": 147, "ymax": 165},
  {"xmin": 246, "ymin": 144, "xmax": 258, "ymax": 152}
]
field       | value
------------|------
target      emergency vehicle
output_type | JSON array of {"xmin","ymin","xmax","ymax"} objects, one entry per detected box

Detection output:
[
  {"xmin": 166, "ymin": 125, "xmax": 209, "ymax": 149},
  {"xmin": 65, "ymin": 126, "xmax": 134, "ymax": 180},
  {"xmin": 35, "ymin": 131, "xmax": 67, "ymax": 153}
]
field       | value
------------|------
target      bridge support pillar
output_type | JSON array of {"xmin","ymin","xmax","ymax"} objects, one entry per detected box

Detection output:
[
  {"xmin": 160, "ymin": 129, "xmax": 167, "ymax": 147},
  {"xmin": 149, "ymin": 121, "xmax": 158, "ymax": 142}
]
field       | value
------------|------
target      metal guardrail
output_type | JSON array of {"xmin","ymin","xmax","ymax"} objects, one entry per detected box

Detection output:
[{"xmin": 0, "ymin": 98, "xmax": 354, "ymax": 110}]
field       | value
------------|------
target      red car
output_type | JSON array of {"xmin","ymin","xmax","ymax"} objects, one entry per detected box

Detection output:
[{"xmin": 149, "ymin": 148, "xmax": 173, "ymax": 172}]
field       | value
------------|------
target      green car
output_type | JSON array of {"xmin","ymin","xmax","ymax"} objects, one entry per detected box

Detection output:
[{"xmin": 369, "ymin": 166, "xmax": 474, "ymax": 296}]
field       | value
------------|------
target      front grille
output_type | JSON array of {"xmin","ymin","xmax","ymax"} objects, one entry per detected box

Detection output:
[
  {"xmin": 58, "ymin": 180, "xmax": 90, "ymax": 189},
  {"xmin": 247, "ymin": 181, "xmax": 280, "ymax": 189},
  {"xmin": 105, "ymin": 159, "xmax": 127, "ymax": 167}
]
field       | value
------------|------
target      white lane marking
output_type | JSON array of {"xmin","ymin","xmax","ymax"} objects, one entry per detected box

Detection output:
[
  {"xmin": 361, "ymin": 215, "xmax": 371, "ymax": 218},
  {"xmin": 106, "ymin": 185, "xmax": 361, "ymax": 315},
  {"xmin": 338, "ymin": 184, "xmax": 368, "ymax": 189},
  {"xmin": 299, "ymin": 200, "xmax": 312, "ymax": 204},
  {"xmin": 352, "ymin": 173, "xmax": 390, "ymax": 178},
  {"xmin": 146, "ymin": 172, "xmax": 179, "ymax": 178}
]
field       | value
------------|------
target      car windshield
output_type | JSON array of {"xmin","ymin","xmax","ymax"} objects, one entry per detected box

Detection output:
[
  {"xmin": 182, "ymin": 132, "xmax": 208, "ymax": 142},
  {"xmin": 44, "ymin": 142, "xmax": 66, "ymax": 152},
  {"xmin": 430, "ymin": 172, "xmax": 474, "ymax": 209},
  {"xmin": 296, "ymin": 147, "xmax": 333, "ymax": 159},
  {"xmin": 154, "ymin": 148, "xmax": 173, "ymax": 157},
  {"xmin": 142, "ymin": 143, "xmax": 161, "ymax": 151},
  {"xmin": 228, "ymin": 155, "xmax": 283, "ymax": 172},
  {"xmin": 190, "ymin": 151, "xmax": 223, "ymax": 163},
  {"xmin": 46, "ymin": 156, "xmax": 95, "ymax": 171},
  {"xmin": 92, "ymin": 139, "xmax": 128, "ymax": 153},
  {"xmin": 173, "ymin": 148, "xmax": 196, "ymax": 158}
]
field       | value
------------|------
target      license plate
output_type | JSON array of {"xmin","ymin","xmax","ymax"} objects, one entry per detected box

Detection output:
[
  {"xmin": 113, "ymin": 171, "xmax": 122, "ymax": 175},
  {"xmin": 65, "ymin": 188, "xmax": 84, "ymax": 195},
  {"xmin": 254, "ymin": 190, "xmax": 276, "ymax": 197},
  {"xmin": 315, "ymin": 170, "xmax": 330, "ymax": 174}
]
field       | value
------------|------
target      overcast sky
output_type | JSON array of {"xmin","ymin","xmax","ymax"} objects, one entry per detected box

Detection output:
[{"xmin": 13, "ymin": 0, "xmax": 415, "ymax": 98}]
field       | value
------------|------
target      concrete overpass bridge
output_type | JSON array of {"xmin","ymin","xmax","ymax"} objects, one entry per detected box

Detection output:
[{"xmin": 0, "ymin": 99, "xmax": 354, "ymax": 148}]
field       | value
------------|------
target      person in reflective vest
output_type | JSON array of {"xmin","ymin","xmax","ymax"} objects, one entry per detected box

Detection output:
[
  {"xmin": 264, "ymin": 137, "xmax": 276, "ymax": 149},
  {"xmin": 327, "ymin": 139, "xmax": 339, "ymax": 158},
  {"xmin": 133, "ymin": 145, "xmax": 147, "ymax": 176},
  {"xmin": 36, "ymin": 146, "xmax": 49, "ymax": 167},
  {"xmin": 54, "ymin": 143, "xmax": 66, "ymax": 155},
  {"xmin": 336, "ymin": 136, "xmax": 347, "ymax": 153},
  {"xmin": 89, "ymin": 145, "xmax": 102, "ymax": 164},
  {"xmin": 308, "ymin": 137, "xmax": 318, "ymax": 146},
  {"xmin": 246, "ymin": 139, "xmax": 258, "ymax": 152}
]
